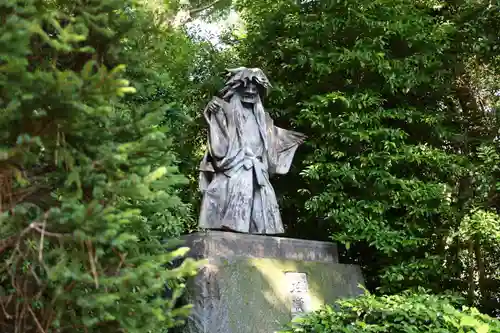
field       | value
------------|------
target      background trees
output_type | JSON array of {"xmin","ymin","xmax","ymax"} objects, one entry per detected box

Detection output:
[{"xmin": 235, "ymin": 0, "xmax": 500, "ymax": 317}]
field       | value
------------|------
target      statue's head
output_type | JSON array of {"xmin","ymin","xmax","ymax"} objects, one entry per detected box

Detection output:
[{"xmin": 219, "ymin": 67, "xmax": 271, "ymax": 104}]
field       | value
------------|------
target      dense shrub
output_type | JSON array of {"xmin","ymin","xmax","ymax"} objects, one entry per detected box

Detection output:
[{"xmin": 280, "ymin": 292, "xmax": 500, "ymax": 333}]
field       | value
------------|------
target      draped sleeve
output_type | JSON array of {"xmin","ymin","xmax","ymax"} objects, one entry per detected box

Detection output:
[
  {"xmin": 265, "ymin": 113, "xmax": 306, "ymax": 175},
  {"xmin": 205, "ymin": 97, "xmax": 229, "ymax": 159},
  {"xmin": 199, "ymin": 97, "xmax": 244, "ymax": 191},
  {"xmin": 199, "ymin": 97, "xmax": 230, "ymax": 191}
]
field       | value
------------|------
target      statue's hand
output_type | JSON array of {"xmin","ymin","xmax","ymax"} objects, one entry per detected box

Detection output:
[{"xmin": 206, "ymin": 98, "xmax": 221, "ymax": 114}]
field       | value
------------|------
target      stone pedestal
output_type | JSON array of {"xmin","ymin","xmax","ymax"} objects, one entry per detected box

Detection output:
[{"xmin": 182, "ymin": 231, "xmax": 364, "ymax": 333}]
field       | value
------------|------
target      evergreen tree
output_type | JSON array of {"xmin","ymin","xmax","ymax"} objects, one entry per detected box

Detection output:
[{"xmin": 0, "ymin": 0, "xmax": 199, "ymax": 332}]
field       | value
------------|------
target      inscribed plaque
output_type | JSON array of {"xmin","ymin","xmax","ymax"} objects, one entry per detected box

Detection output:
[{"xmin": 285, "ymin": 272, "xmax": 311, "ymax": 318}]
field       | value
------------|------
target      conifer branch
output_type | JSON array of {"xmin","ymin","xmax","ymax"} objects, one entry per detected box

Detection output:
[{"xmin": 86, "ymin": 240, "xmax": 99, "ymax": 288}]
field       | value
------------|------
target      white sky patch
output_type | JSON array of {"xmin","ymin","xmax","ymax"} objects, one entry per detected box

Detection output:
[{"xmin": 186, "ymin": 10, "xmax": 241, "ymax": 48}]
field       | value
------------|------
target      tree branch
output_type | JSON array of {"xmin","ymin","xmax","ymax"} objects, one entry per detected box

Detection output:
[
  {"xmin": 0, "ymin": 221, "xmax": 71, "ymax": 256},
  {"xmin": 31, "ymin": 223, "xmax": 68, "ymax": 239},
  {"xmin": 28, "ymin": 305, "xmax": 46, "ymax": 333},
  {"xmin": 189, "ymin": 0, "xmax": 226, "ymax": 16}
]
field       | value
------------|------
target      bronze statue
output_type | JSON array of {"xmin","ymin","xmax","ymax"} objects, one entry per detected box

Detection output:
[{"xmin": 198, "ymin": 67, "xmax": 305, "ymax": 234}]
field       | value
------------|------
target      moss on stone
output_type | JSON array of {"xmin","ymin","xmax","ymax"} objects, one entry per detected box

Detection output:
[{"xmin": 186, "ymin": 257, "xmax": 364, "ymax": 333}]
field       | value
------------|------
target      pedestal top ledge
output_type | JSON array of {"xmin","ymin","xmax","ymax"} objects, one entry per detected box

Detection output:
[{"xmin": 182, "ymin": 230, "xmax": 338, "ymax": 263}]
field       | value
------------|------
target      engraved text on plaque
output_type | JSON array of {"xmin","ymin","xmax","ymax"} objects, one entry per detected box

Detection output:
[{"xmin": 285, "ymin": 272, "xmax": 311, "ymax": 318}]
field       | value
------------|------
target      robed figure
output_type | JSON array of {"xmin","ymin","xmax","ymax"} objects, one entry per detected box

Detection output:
[{"xmin": 198, "ymin": 68, "xmax": 305, "ymax": 234}]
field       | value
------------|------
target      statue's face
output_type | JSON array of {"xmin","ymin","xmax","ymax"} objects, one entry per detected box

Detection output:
[{"xmin": 239, "ymin": 81, "xmax": 259, "ymax": 104}]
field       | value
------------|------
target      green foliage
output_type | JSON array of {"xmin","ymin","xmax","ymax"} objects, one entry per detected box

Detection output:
[
  {"xmin": 114, "ymin": 1, "xmax": 238, "ymax": 232},
  {"xmin": 236, "ymin": 0, "xmax": 462, "ymax": 288},
  {"xmin": 235, "ymin": 0, "xmax": 500, "ymax": 316},
  {"xmin": 143, "ymin": 0, "xmax": 234, "ymax": 27},
  {"xmin": 280, "ymin": 292, "xmax": 500, "ymax": 333},
  {"xmin": 0, "ymin": 0, "xmax": 200, "ymax": 332}
]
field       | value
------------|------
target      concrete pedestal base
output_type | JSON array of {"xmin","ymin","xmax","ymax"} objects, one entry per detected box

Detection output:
[{"xmin": 182, "ymin": 231, "xmax": 364, "ymax": 333}]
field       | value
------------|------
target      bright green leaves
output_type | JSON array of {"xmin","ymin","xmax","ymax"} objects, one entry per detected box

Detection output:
[
  {"xmin": 280, "ymin": 291, "xmax": 500, "ymax": 333},
  {"xmin": 458, "ymin": 210, "xmax": 500, "ymax": 244},
  {"xmin": 297, "ymin": 89, "xmax": 456, "ymax": 255},
  {"xmin": 0, "ymin": 0, "xmax": 200, "ymax": 332},
  {"xmin": 236, "ymin": 0, "xmax": 469, "ymax": 298},
  {"xmin": 234, "ymin": 0, "xmax": 500, "ymax": 318}
]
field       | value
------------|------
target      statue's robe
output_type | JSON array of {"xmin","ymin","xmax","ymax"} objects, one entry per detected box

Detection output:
[{"xmin": 198, "ymin": 96, "xmax": 304, "ymax": 234}]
